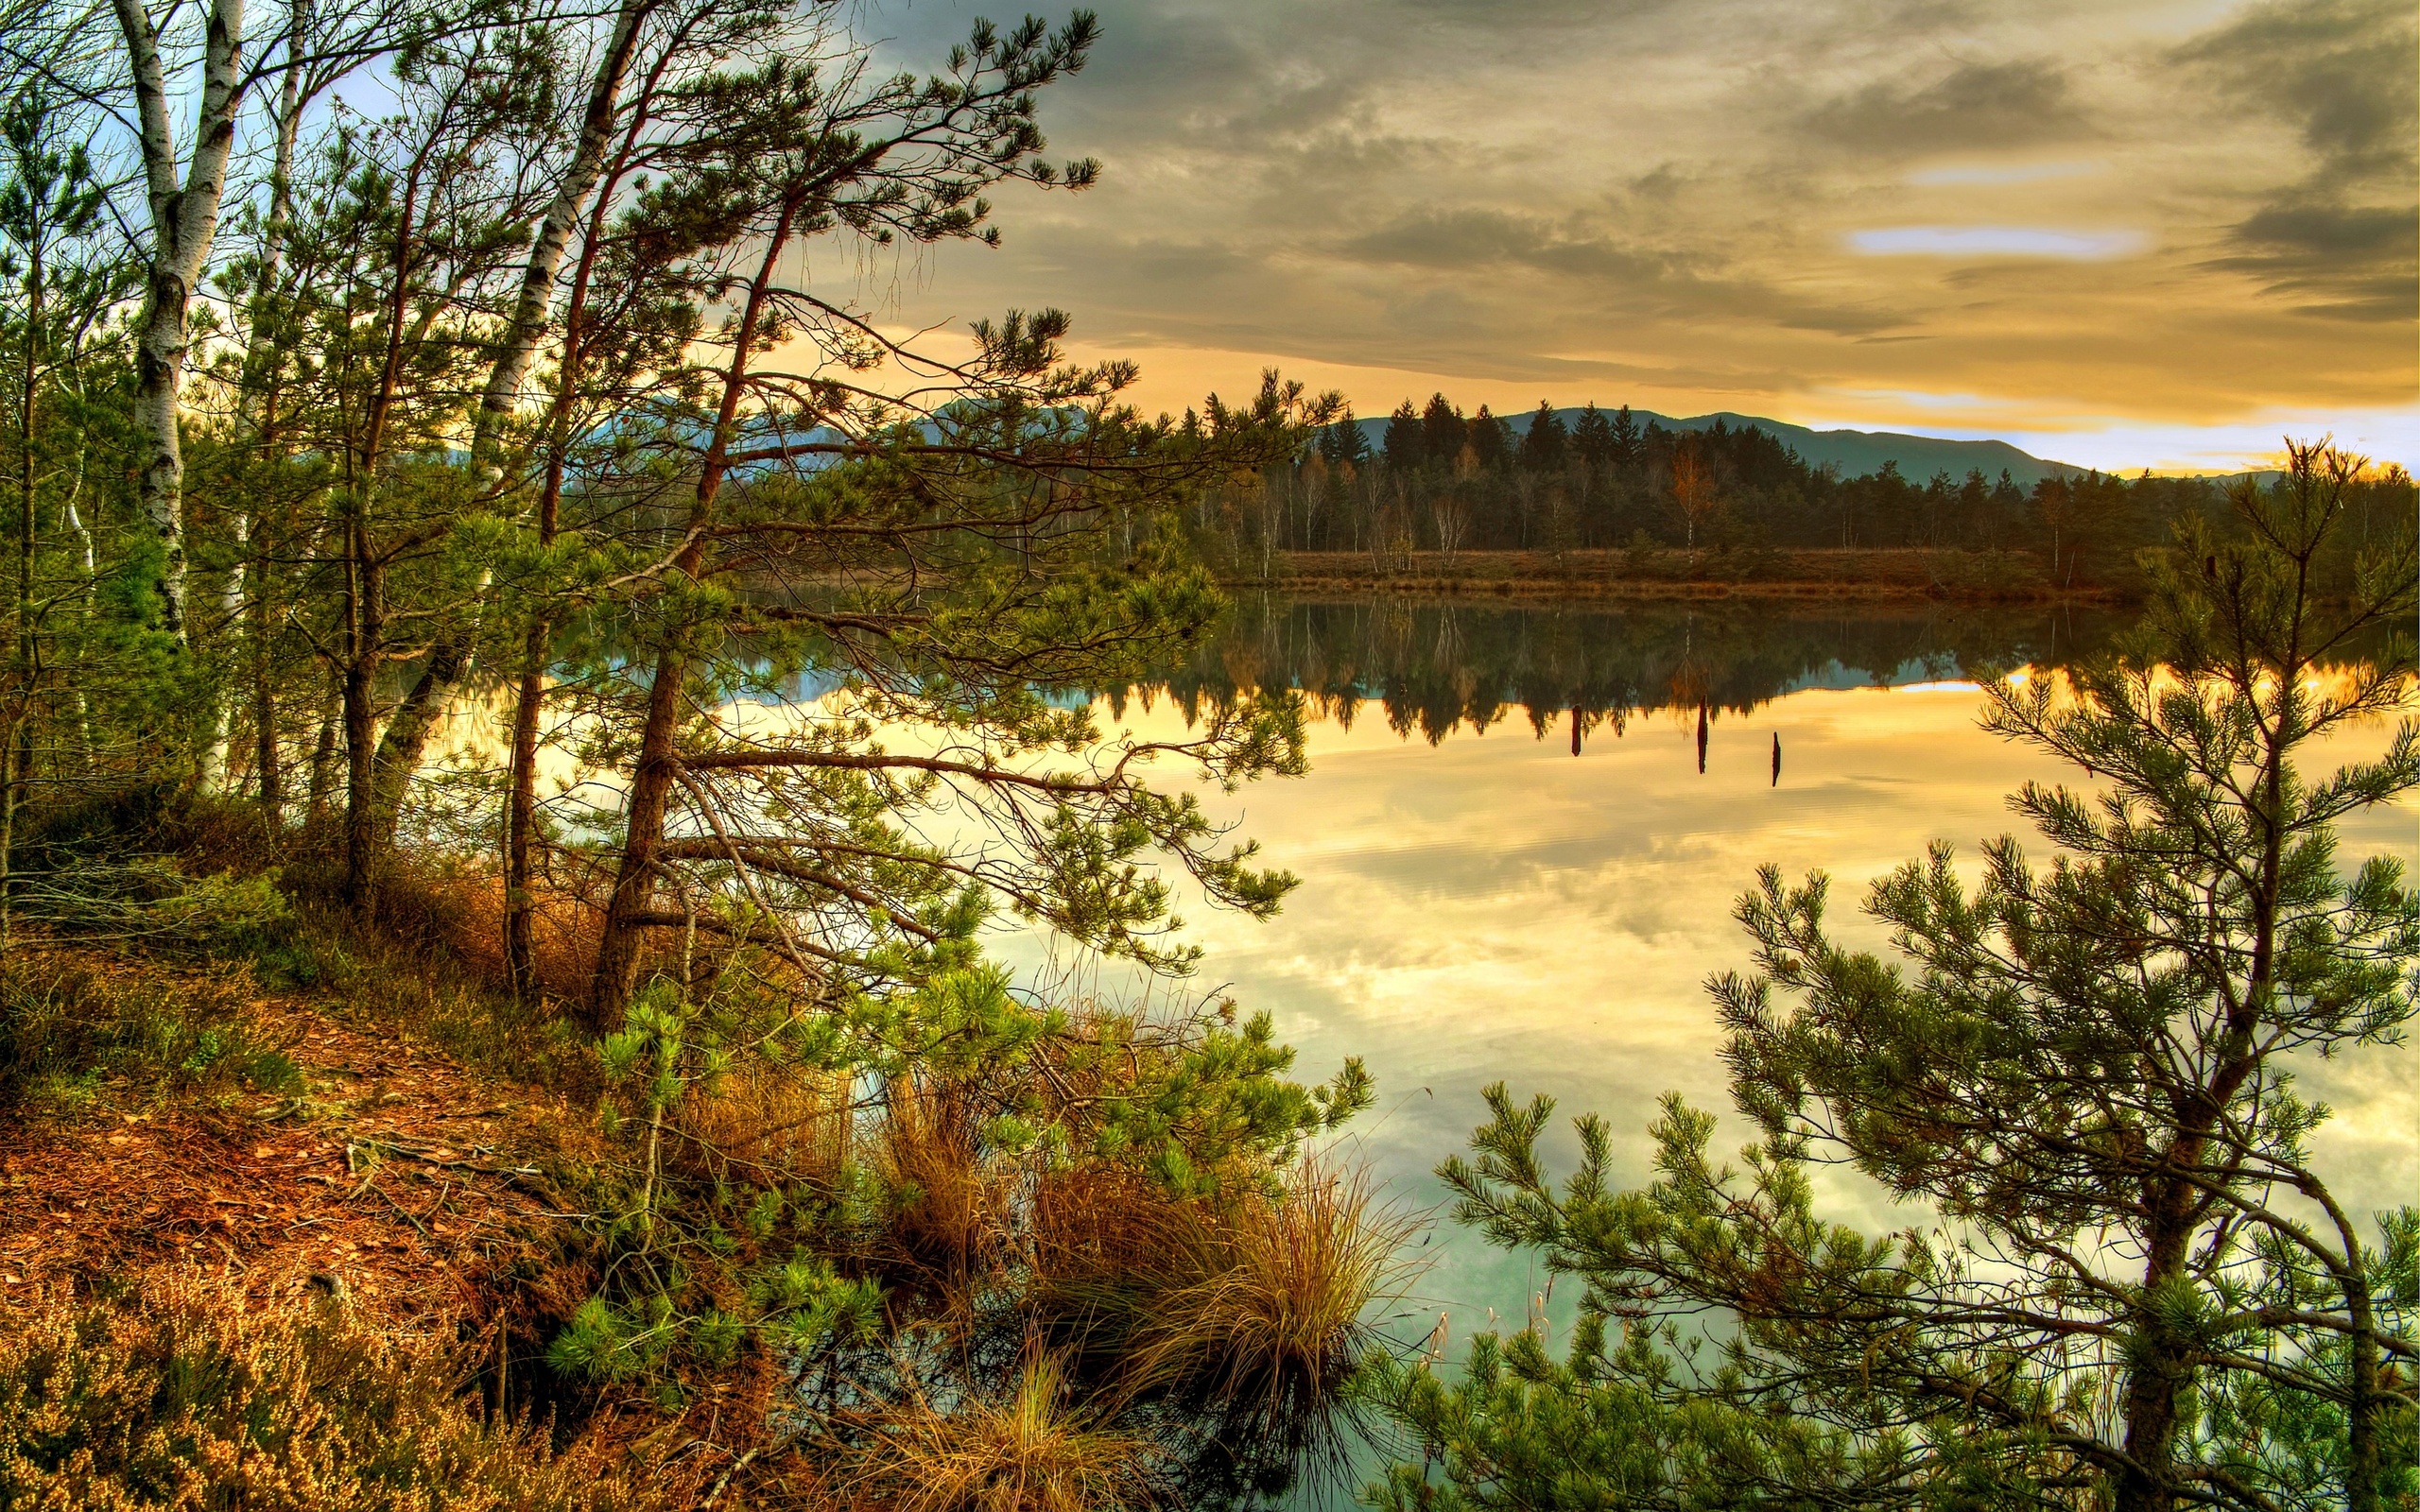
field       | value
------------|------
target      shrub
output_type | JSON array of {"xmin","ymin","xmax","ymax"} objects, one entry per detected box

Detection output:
[
  {"xmin": 0, "ymin": 1272, "xmax": 678, "ymax": 1511},
  {"xmin": 828, "ymin": 1353, "xmax": 1159, "ymax": 1512}
]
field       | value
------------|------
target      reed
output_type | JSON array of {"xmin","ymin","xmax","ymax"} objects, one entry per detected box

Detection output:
[
  {"xmin": 873, "ymin": 1078, "xmax": 1011, "ymax": 1288},
  {"xmin": 1128, "ymin": 1162, "xmax": 1412, "ymax": 1446}
]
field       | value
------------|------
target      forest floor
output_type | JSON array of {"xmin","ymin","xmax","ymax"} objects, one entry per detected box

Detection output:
[
  {"xmin": 0, "ymin": 939, "xmax": 587, "ymax": 1336},
  {"xmin": 1237, "ymin": 546, "xmax": 2116, "ymax": 602}
]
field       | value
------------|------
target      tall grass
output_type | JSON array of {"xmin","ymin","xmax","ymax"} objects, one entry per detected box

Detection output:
[
  {"xmin": 1033, "ymin": 1160, "xmax": 1416, "ymax": 1485},
  {"xmin": 0, "ymin": 949, "xmax": 301, "ymax": 1117},
  {"xmin": 1129, "ymin": 1165, "xmax": 1413, "ymax": 1456}
]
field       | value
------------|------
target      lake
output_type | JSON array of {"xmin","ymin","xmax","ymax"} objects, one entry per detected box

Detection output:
[{"xmin": 993, "ymin": 594, "xmax": 2419, "ymax": 1341}]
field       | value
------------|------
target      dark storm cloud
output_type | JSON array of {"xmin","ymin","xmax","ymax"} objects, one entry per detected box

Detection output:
[
  {"xmin": 2175, "ymin": 0, "xmax": 2417, "ymax": 177},
  {"xmin": 1802, "ymin": 60, "xmax": 2090, "ymax": 155},
  {"xmin": 2174, "ymin": 0, "xmax": 2417, "ymax": 318},
  {"xmin": 2213, "ymin": 198, "xmax": 2419, "ymax": 320}
]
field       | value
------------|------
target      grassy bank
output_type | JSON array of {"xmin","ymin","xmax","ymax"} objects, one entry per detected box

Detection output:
[{"xmin": 0, "ymin": 799, "xmax": 1403, "ymax": 1508}]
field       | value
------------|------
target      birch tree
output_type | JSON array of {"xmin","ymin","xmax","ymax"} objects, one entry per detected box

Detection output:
[{"xmin": 110, "ymin": 0, "xmax": 248, "ymax": 643}]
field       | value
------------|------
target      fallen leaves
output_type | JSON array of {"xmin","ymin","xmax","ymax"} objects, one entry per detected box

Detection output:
[{"xmin": 0, "ymin": 954, "xmax": 577, "ymax": 1332}]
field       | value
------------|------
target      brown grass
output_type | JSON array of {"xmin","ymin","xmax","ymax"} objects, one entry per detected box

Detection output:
[
  {"xmin": 872, "ymin": 1080, "xmax": 1010, "ymax": 1291},
  {"xmin": 0, "ymin": 1269, "xmax": 684, "ymax": 1511},
  {"xmin": 1125, "ymin": 1163, "xmax": 1413, "ymax": 1436},
  {"xmin": 826, "ymin": 1353, "xmax": 1159, "ymax": 1512},
  {"xmin": 673, "ymin": 1060, "xmax": 852, "ymax": 1194},
  {"xmin": 1030, "ymin": 1158, "xmax": 1414, "ymax": 1472}
]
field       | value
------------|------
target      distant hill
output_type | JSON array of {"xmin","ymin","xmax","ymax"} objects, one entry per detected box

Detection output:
[{"xmin": 1353, "ymin": 407, "xmax": 2087, "ymax": 488}]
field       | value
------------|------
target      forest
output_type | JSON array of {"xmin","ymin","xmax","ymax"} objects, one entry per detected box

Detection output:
[
  {"xmin": 1185, "ymin": 394, "xmax": 2414, "ymax": 595},
  {"xmin": 0, "ymin": 0, "xmax": 2415, "ymax": 1508}
]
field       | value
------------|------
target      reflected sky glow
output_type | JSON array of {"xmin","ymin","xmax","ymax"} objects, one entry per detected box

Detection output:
[{"xmin": 1001, "ymin": 679, "xmax": 2418, "ymax": 1319}]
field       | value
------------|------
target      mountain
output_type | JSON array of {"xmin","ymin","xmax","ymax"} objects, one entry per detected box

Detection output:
[{"xmin": 1353, "ymin": 407, "xmax": 2087, "ymax": 488}]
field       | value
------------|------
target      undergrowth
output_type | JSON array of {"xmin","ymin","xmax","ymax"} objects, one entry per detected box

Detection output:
[
  {"xmin": 0, "ymin": 1272, "xmax": 679, "ymax": 1511},
  {"xmin": 0, "ymin": 949, "xmax": 301, "ymax": 1120}
]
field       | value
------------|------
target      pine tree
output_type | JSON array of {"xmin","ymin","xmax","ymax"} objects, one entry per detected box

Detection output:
[
  {"xmin": 1571, "ymin": 402, "xmax": 1613, "ymax": 470},
  {"xmin": 1383, "ymin": 399, "xmax": 1424, "ymax": 473},
  {"xmin": 1516, "ymin": 401, "xmax": 1565, "ymax": 472},
  {"xmin": 1466, "ymin": 405, "xmax": 1510, "ymax": 472},
  {"xmin": 1421, "ymin": 392, "xmax": 1465, "ymax": 471},
  {"xmin": 1317, "ymin": 409, "xmax": 1369, "ymax": 468},
  {"xmin": 1610, "ymin": 403, "xmax": 1643, "ymax": 472},
  {"xmin": 1373, "ymin": 441, "xmax": 2420, "ymax": 1512}
]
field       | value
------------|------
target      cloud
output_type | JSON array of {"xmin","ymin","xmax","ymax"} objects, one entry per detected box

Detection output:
[
  {"xmin": 1339, "ymin": 209, "xmax": 1682, "ymax": 282},
  {"xmin": 1804, "ymin": 60, "xmax": 2090, "ymax": 156},
  {"xmin": 2212, "ymin": 197, "xmax": 2419, "ymax": 319},
  {"xmin": 1905, "ymin": 161, "xmax": 2100, "ymax": 187},
  {"xmin": 2175, "ymin": 0, "xmax": 2417, "ymax": 177},
  {"xmin": 2171, "ymin": 0, "xmax": 2417, "ymax": 318},
  {"xmin": 1849, "ymin": 226, "xmax": 2147, "ymax": 259},
  {"xmin": 846, "ymin": 0, "xmax": 2415, "ymax": 442}
]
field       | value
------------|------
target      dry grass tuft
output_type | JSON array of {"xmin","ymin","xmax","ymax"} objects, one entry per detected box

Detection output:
[
  {"xmin": 873, "ymin": 1080, "xmax": 1010, "ymax": 1287},
  {"xmin": 1127, "ymin": 1163, "xmax": 1414, "ymax": 1447},
  {"xmin": 831, "ymin": 1353, "xmax": 1159, "ymax": 1512},
  {"xmin": 0, "ymin": 1268, "xmax": 683, "ymax": 1511},
  {"xmin": 674, "ymin": 1061, "xmax": 852, "ymax": 1194}
]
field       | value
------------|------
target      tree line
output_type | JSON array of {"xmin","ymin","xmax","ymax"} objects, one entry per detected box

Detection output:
[{"xmin": 1190, "ymin": 392, "xmax": 2415, "ymax": 593}]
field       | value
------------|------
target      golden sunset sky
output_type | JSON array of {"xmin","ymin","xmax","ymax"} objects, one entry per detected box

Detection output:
[{"xmin": 857, "ymin": 0, "xmax": 2415, "ymax": 474}]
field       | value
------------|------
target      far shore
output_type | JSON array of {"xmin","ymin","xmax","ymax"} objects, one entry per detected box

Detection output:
[{"xmin": 1223, "ymin": 547, "xmax": 2120, "ymax": 604}]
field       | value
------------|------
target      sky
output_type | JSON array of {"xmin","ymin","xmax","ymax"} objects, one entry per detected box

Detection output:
[{"xmin": 849, "ymin": 0, "xmax": 2417, "ymax": 474}]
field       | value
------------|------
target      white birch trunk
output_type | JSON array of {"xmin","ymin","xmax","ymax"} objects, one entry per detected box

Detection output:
[
  {"xmin": 204, "ymin": 1, "xmax": 306, "ymax": 792},
  {"xmin": 112, "ymin": 0, "xmax": 248, "ymax": 647},
  {"xmin": 467, "ymin": 0, "xmax": 649, "ymax": 478},
  {"xmin": 372, "ymin": 0, "xmax": 652, "ymax": 806}
]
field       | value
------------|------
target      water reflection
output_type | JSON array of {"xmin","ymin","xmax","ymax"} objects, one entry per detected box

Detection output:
[
  {"xmin": 997, "ymin": 596, "xmax": 2415, "ymax": 1335},
  {"xmin": 1114, "ymin": 595, "xmax": 2118, "ymax": 747}
]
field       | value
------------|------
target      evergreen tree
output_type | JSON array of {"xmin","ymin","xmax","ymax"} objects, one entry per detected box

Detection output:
[
  {"xmin": 1467, "ymin": 404, "xmax": 1510, "ymax": 472},
  {"xmin": 1372, "ymin": 441, "xmax": 2420, "ymax": 1512},
  {"xmin": 1318, "ymin": 408, "xmax": 1370, "ymax": 468},
  {"xmin": 1516, "ymin": 401, "xmax": 1566, "ymax": 472},
  {"xmin": 1610, "ymin": 403, "xmax": 1643, "ymax": 472},
  {"xmin": 1421, "ymin": 392, "xmax": 1465, "ymax": 470},
  {"xmin": 1383, "ymin": 399, "xmax": 1425, "ymax": 473},
  {"xmin": 1571, "ymin": 402, "xmax": 1613, "ymax": 470}
]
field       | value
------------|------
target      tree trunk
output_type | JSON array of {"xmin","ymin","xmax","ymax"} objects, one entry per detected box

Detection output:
[
  {"xmin": 112, "ymin": 0, "xmax": 248, "ymax": 646},
  {"xmin": 2114, "ymin": 1193, "xmax": 2193, "ymax": 1512},
  {"xmin": 339, "ymin": 524, "xmax": 380, "ymax": 905},
  {"xmin": 305, "ymin": 679, "xmax": 340, "ymax": 820},
  {"xmin": 368, "ymin": 635, "xmax": 465, "ymax": 827},
  {"xmin": 209, "ymin": 0, "xmax": 308, "ymax": 795},
  {"xmin": 589, "ymin": 191, "xmax": 800, "ymax": 1027},
  {"xmin": 253, "ymin": 644, "xmax": 282, "ymax": 816},
  {"xmin": 588, "ymin": 642, "xmax": 687, "ymax": 1025},
  {"xmin": 371, "ymin": 0, "xmax": 653, "ymax": 836},
  {"xmin": 468, "ymin": 0, "xmax": 649, "ymax": 479},
  {"xmin": 502, "ymin": 632, "xmax": 548, "ymax": 1000}
]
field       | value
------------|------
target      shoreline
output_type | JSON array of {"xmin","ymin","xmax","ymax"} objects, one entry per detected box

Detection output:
[{"xmin": 1222, "ymin": 547, "xmax": 2121, "ymax": 606}]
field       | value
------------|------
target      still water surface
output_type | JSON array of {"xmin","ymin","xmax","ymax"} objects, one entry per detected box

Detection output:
[{"xmin": 999, "ymin": 597, "xmax": 2418, "ymax": 1332}]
